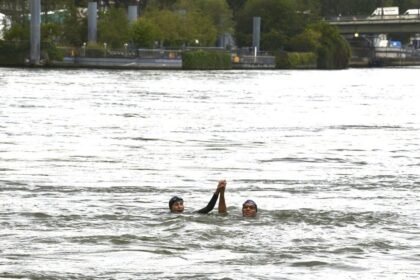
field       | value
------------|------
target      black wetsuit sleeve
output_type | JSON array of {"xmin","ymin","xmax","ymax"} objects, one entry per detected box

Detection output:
[{"xmin": 195, "ymin": 193, "xmax": 218, "ymax": 214}]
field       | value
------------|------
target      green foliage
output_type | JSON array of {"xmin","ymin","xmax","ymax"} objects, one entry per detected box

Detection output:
[
  {"xmin": 41, "ymin": 41, "xmax": 65, "ymax": 62},
  {"xmin": 98, "ymin": 7, "xmax": 130, "ymax": 48},
  {"xmin": 0, "ymin": 0, "xmax": 362, "ymax": 67},
  {"xmin": 130, "ymin": 17, "xmax": 160, "ymax": 48},
  {"xmin": 85, "ymin": 43, "xmax": 107, "ymax": 57},
  {"xmin": 278, "ymin": 21, "xmax": 350, "ymax": 69},
  {"xmin": 144, "ymin": 9, "xmax": 183, "ymax": 47},
  {"xmin": 0, "ymin": 40, "xmax": 63, "ymax": 65},
  {"xmin": 183, "ymin": 11, "xmax": 218, "ymax": 46},
  {"xmin": 142, "ymin": 9, "xmax": 217, "ymax": 47},
  {"xmin": 41, "ymin": 22, "xmax": 62, "ymax": 42},
  {"xmin": 61, "ymin": 3, "xmax": 87, "ymax": 47},
  {"xmin": 235, "ymin": 0, "xmax": 304, "ymax": 51},
  {"xmin": 182, "ymin": 50, "xmax": 231, "ymax": 70},
  {"xmin": 287, "ymin": 28, "xmax": 321, "ymax": 52},
  {"xmin": 275, "ymin": 51, "xmax": 316, "ymax": 69},
  {"xmin": 145, "ymin": 0, "xmax": 178, "ymax": 9},
  {"xmin": 4, "ymin": 21, "xmax": 63, "ymax": 43},
  {"xmin": 261, "ymin": 29, "xmax": 288, "ymax": 51},
  {"xmin": 3, "ymin": 23, "xmax": 29, "ymax": 41},
  {"xmin": 310, "ymin": 22, "xmax": 351, "ymax": 69},
  {"xmin": 0, "ymin": 40, "xmax": 29, "ymax": 65},
  {"xmin": 176, "ymin": 0, "xmax": 234, "ymax": 36}
]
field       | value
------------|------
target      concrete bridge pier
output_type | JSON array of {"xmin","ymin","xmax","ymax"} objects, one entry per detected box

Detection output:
[
  {"xmin": 252, "ymin": 17, "xmax": 261, "ymax": 52},
  {"xmin": 88, "ymin": 1, "xmax": 97, "ymax": 44},
  {"xmin": 30, "ymin": 0, "xmax": 41, "ymax": 65},
  {"xmin": 128, "ymin": 5, "xmax": 138, "ymax": 23}
]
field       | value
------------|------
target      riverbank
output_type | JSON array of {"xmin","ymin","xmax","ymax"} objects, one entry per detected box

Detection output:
[
  {"xmin": 4, "ymin": 52, "xmax": 420, "ymax": 70},
  {"xmin": 52, "ymin": 56, "xmax": 420, "ymax": 69},
  {"xmin": 51, "ymin": 55, "xmax": 277, "ymax": 70}
]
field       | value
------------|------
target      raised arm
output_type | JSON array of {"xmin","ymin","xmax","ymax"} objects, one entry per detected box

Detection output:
[
  {"xmin": 218, "ymin": 180, "xmax": 227, "ymax": 214},
  {"xmin": 196, "ymin": 180, "xmax": 225, "ymax": 214}
]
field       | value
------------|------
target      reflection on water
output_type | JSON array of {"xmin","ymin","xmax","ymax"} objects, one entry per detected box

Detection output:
[{"xmin": 0, "ymin": 67, "xmax": 420, "ymax": 279}]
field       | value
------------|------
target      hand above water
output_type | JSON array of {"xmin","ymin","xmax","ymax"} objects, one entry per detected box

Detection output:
[{"xmin": 216, "ymin": 179, "xmax": 226, "ymax": 194}]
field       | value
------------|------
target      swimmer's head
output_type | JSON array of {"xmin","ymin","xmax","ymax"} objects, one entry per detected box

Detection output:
[
  {"xmin": 242, "ymin": 199, "xmax": 257, "ymax": 217},
  {"xmin": 169, "ymin": 196, "xmax": 184, "ymax": 213}
]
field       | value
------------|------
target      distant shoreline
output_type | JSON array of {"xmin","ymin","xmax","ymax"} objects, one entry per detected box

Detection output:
[{"xmin": 3, "ymin": 56, "xmax": 420, "ymax": 70}]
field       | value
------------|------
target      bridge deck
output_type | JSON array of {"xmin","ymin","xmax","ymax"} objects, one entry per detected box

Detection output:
[{"xmin": 328, "ymin": 15, "xmax": 420, "ymax": 33}]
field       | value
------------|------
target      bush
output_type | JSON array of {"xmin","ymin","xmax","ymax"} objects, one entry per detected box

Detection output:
[
  {"xmin": 311, "ymin": 22, "xmax": 351, "ymax": 69},
  {"xmin": 98, "ymin": 8, "xmax": 130, "ymax": 48},
  {"xmin": 182, "ymin": 50, "xmax": 231, "ymax": 70},
  {"xmin": 85, "ymin": 43, "xmax": 107, "ymax": 57},
  {"xmin": 0, "ymin": 40, "xmax": 65, "ymax": 66},
  {"xmin": 287, "ymin": 29, "xmax": 321, "ymax": 52},
  {"xmin": 0, "ymin": 40, "xmax": 29, "ymax": 65},
  {"xmin": 130, "ymin": 18, "xmax": 160, "ymax": 48},
  {"xmin": 275, "ymin": 51, "xmax": 316, "ymax": 69},
  {"xmin": 42, "ymin": 41, "xmax": 65, "ymax": 63}
]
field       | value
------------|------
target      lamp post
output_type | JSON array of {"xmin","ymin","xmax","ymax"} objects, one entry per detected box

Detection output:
[{"xmin": 82, "ymin": 42, "xmax": 86, "ymax": 57}]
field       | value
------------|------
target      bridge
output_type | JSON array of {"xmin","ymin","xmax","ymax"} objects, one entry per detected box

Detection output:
[{"xmin": 328, "ymin": 15, "xmax": 420, "ymax": 34}]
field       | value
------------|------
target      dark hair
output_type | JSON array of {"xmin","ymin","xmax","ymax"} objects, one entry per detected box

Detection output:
[
  {"xmin": 169, "ymin": 196, "xmax": 183, "ymax": 210},
  {"xmin": 242, "ymin": 200, "xmax": 257, "ymax": 212}
]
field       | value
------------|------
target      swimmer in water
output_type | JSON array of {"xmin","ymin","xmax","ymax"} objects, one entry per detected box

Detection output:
[
  {"xmin": 207, "ymin": 181, "xmax": 257, "ymax": 218},
  {"xmin": 169, "ymin": 180, "xmax": 226, "ymax": 214},
  {"xmin": 242, "ymin": 199, "xmax": 258, "ymax": 217}
]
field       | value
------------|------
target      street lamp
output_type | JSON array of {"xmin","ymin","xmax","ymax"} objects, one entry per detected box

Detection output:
[
  {"xmin": 124, "ymin": 43, "xmax": 128, "ymax": 57},
  {"xmin": 82, "ymin": 42, "xmax": 86, "ymax": 57}
]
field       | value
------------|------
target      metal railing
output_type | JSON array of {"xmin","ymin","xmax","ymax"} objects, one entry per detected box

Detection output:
[
  {"xmin": 61, "ymin": 45, "xmax": 277, "ymax": 67},
  {"xmin": 328, "ymin": 14, "xmax": 420, "ymax": 22},
  {"xmin": 233, "ymin": 55, "xmax": 275, "ymax": 65}
]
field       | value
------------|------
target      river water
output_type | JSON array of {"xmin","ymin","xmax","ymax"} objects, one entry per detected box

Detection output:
[{"xmin": 0, "ymin": 67, "xmax": 419, "ymax": 279}]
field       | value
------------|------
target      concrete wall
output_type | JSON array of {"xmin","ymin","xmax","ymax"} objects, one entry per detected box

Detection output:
[{"xmin": 88, "ymin": 1, "xmax": 97, "ymax": 43}]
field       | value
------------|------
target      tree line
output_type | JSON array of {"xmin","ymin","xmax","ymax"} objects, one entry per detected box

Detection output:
[
  {"xmin": 2, "ymin": 0, "xmax": 420, "ymax": 47},
  {"xmin": 2, "ymin": 0, "xmax": 420, "ymax": 68}
]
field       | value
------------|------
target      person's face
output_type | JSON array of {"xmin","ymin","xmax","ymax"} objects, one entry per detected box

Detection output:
[
  {"xmin": 242, "ymin": 203, "xmax": 257, "ymax": 217},
  {"xmin": 171, "ymin": 200, "xmax": 184, "ymax": 213}
]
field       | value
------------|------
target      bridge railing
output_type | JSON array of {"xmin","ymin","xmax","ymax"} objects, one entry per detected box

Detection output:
[{"xmin": 328, "ymin": 14, "xmax": 420, "ymax": 22}]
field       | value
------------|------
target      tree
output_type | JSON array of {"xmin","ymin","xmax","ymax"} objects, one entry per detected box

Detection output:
[
  {"xmin": 61, "ymin": 2, "xmax": 87, "ymax": 46},
  {"xmin": 141, "ymin": 8, "xmax": 217, "ymax": 47},
  {"xmin": 144, "ymin": 9, "xmax": 183, "ymax": 47},
  {"xmin": 97, "ymin": 7, "xmax": 130, "ymax": 48},
  {"xmin": 310, "ymin": 22, "xmax": 351, "ymax": 69},
  {"xmin": 130, "ymin": 17, "xmax": 160, "ymax": 48},
  {"xmin": 181, "ymin": 10, "xmax": 218, "ymax": 46},
  {"xmin": 287, "ymin": 27, "xmax": 321, "ymax": 52},
  {"xmin": 226, "ymin": 0, "xmax": 247, "ymax": 16},
  {"xmin": 2, "ymin": 22, "xmax": 28, "ymax": 41},
  {"xmin": 144, "ymin": 0, "xmax": 178, "ymax": 10},
  {"xmin": 235, "ymin": 0, "xmax": 303, "ymax": 50},
  {"xmin": 176, "ymin": 0, "xmax": 234, "ymax": 37}
]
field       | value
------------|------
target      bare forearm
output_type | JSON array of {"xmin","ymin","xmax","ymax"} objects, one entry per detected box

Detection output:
[{"xmin": 218, "ymin": 191, "xmax": 227, "ymax": 214}]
